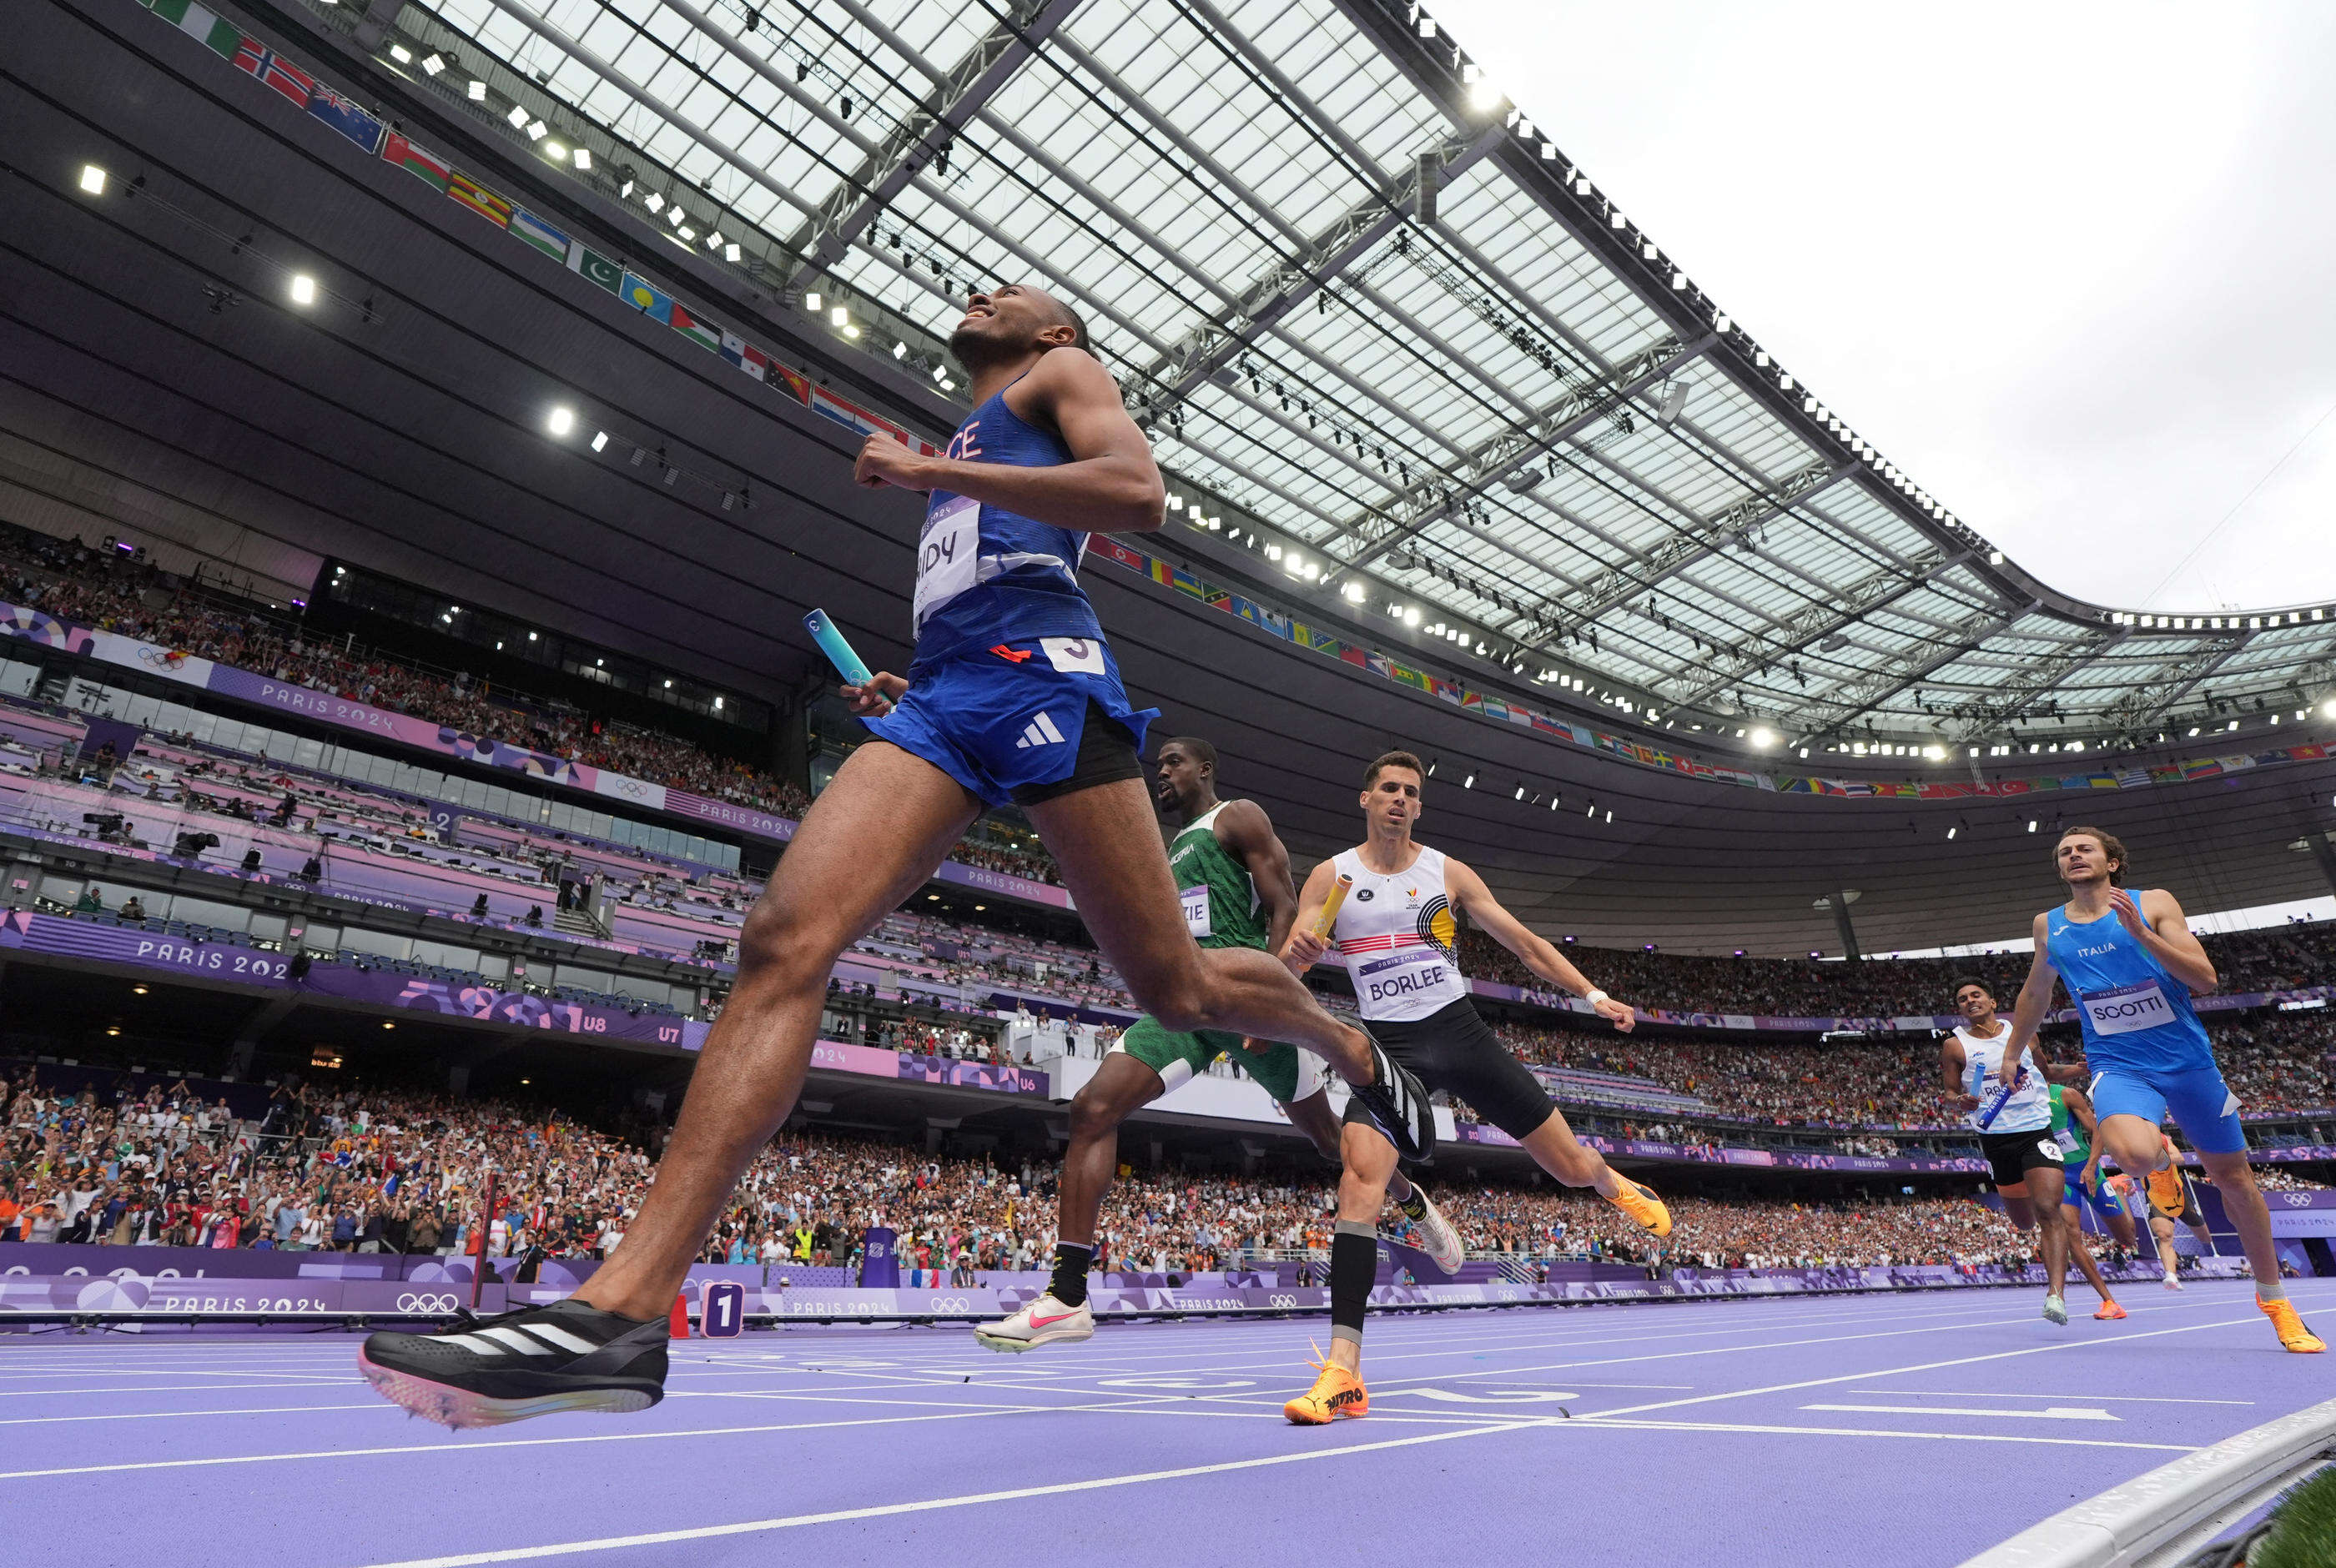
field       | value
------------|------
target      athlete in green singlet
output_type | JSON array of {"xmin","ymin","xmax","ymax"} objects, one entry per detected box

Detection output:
[
  {"xmin": 974, "ymin": 737, "xmax": 1463, "ymax": 1352},
  {"xmin": 2047, "ymin": 1081, "xmax": 2128, "ymax": 1319}
]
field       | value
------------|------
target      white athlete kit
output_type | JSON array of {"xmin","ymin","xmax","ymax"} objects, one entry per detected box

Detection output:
[{"xmin": 1956, "ymin": 1023, "xmax": 2064, "ymax": 1189}]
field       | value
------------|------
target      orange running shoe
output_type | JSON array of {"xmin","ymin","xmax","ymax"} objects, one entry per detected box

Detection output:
[
  {"xmin": 1284, "ymin": 1349, "xmax": 1369, "ymax": 1425},
  {"xmin": 2145, "ymin": 1167, "xmax": 2186, "ymax": 1221},
  {"xmin": 1606, "ymin": 1178, "xmax": 1672, "ymax": 1239},
  {"xmin": 2094, "ymin": 1301, "xmax": 2127, "ymax": 1320},
  {"xmin": 2258, "ymin": 1296, "xmax": 2326, "ymax": 1354}
]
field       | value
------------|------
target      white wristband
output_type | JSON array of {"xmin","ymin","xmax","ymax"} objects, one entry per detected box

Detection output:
[{"xmin": 1583, "ymin": 989, "xmax": 1609, "ymax": 1007}]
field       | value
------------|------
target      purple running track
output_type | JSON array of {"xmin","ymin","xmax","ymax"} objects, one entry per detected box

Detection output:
[{"xmin": 3, "ymin": 1281, "xmax": 2328, "ymax": 1567}]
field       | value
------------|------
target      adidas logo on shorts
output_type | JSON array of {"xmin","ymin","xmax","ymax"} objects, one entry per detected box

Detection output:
[{"xmin": 1014, "ymin": 711, "xmax": 1068, "ymax": 749}]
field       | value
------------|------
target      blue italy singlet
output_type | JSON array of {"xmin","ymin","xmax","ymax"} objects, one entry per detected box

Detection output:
[
  {"xmin": 910, "ymin": 368, "xmax": 1105, "ymax": 663},
  {"xmin": 2043, "ymin": 895, "xmax": 2215, "ymax": 1076}
]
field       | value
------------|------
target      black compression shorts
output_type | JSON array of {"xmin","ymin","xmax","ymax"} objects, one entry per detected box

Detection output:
[
  {"xmin": 1342, "ymin": 997, "xmax": 1554, "ymax": 1146},
  {"xmin": 1009, "ymin": 699, "xmax": 1142, "ymax": 807},
  {"xmin": 1979, "ymin": 1128, "xmax": 2066, "ymax": 1189}
]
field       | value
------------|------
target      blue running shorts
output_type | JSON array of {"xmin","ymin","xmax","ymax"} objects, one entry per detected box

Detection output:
[
  {"xmin": 863, "ymin": 636, "xmax": 1158, "ymax": 810},
  {"xmin": 2060, "ymin": 1163, "xmax": 2126, "ymax": 1221},
  {"xmin": 2088, "ymin": 1063, "xmax": 2248, "ymax": 1155}
]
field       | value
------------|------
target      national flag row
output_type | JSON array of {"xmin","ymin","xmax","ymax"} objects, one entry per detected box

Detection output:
[
  {"xmin": 1082, "ymin": 531, "xmax": 2334, "ymax": 803},
  {"xmin": 137, "ymin": 0, "xmax": 933, "ymax": 451}
]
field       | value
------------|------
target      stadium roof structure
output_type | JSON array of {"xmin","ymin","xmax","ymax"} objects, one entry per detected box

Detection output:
[{"xmin": 367, "ymin": 0, "xmax": 2336, "ymax": 757}]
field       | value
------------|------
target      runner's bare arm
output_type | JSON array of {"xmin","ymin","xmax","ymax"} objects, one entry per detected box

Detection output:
[
  {"xmin": 1280, "ymin": 859, "xmax": 1338, "ymax": 975},
  {"xmin": 852, "ymin": 349, "xmax": 1165, "ymax": 533},
  {"xmin": 2117, "ymin": 887, "xmax": 2217, "ymax": 993},
  {"xmin": 1941, "ymin": 1038, "xmax": 1978, "ymax": 1112},
  {"xmin": 1445, "ymin": 859, "xmax": 1634, "ymax": 1032},
  {"xmin": 1216, "ymin": 799, "xmax": 1301, "ymax": 957},
  {"xmin": 2002, "ymin": 914, "xmax": 2060, "ymax": 1058}
]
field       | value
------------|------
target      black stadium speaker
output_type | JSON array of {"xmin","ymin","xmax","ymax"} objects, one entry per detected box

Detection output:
[{"xmin": 1413, "ymin": 151, "xmax": 1440, "ymax": 224}]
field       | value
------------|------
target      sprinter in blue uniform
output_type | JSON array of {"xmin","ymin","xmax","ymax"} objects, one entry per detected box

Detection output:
[
  {"xmin": 1999, "ymin": 825, "xmax": 2322, "ymax": 1353},
  {"xmin": 356, "ymin": 284, "xmax": 1433, "ymax": 1430}
]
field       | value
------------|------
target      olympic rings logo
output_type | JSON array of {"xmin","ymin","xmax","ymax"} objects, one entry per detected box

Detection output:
[{"xmin": 397, "ymin": 1293, "xmax": 461, "ymax": 1313}]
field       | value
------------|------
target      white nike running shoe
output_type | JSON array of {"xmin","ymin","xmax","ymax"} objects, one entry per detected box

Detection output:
[
  {"xmin": 2041, "ymin": 1294, "xmax": 2068, "ymax": 1326},
  {"xmin": 1406, "ymin": 1186, "xmax": 1466, "ymax": 1277},
  {"xmin": 2161, "ymin": 1268, "xmax": 2184, "ymax": 1291},
  {"xmin": 973, "ymin": 1293, "xmax": 1095, "ymax": 1354}
]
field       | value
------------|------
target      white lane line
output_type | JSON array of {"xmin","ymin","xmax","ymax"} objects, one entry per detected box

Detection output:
[
  {"xmin": 0, "ymin": 1405, "xmax": 1071, "ymax": 1480},
  {"xmin": 1843, "ymin": 1389, "xmax": 2255, "ymax": 1405},
  {"xmin": 1574, "ymin": 1310, "xmax": 2279, "ymax": 1425},
  {"xmin": 346, "ymin": 1421, "xmax": 1536, "ymax": 1568},
  {"xmin": 0, "ymin": 1403, "xmax": 394, "ymax": 1427},
  {"xmin": 0, "ymin": 1381, "xmax": 366, "ymax": 1399},
  {"xmin": 1803, "ymin": 1404, "xmax": 2117, "ymax": 1422},
  {"xmin": 1567, "ymin": 1417, "xmax": 2194, "ymax": 1452}
]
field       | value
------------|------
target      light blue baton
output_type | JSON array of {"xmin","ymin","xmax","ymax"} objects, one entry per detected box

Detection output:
[{"xmin": 803, "ymin": 608, "xmax": 874, "ymax": 687}]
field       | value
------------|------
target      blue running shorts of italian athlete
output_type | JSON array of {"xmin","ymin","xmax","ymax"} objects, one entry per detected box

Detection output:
[
  {"xmin": 862, "ymin": 636, "xmax": 1159, "ymax": 810},
  {"xmin": 2088, "ymin": 1064, "xmax": 2248, "ymax": 1155}
]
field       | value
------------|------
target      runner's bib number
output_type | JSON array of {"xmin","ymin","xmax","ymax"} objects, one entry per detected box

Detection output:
[
  {"xmin": 1179, "ymin": 885, "xmax": 1211, "ymax": 938},
  {"xmin": 2079, "ymin": 979, "xmax": 2175, "ymax": 1038},
  {"xmin": 2053, "ymin": 1126, "xmax": 2082, "ymax": 1155},
  {"xmin": 913, "ymin": 496, "xmax": 980, "ymax": 628}
]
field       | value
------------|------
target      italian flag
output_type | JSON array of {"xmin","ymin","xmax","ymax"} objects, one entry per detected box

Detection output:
[{"xmin": 148, "ymin": 0, "xmax": 248, "ymax": 61}]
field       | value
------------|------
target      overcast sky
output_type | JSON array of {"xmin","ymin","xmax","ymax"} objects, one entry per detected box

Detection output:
[{"xmin": 1432, "ymin": 0, "xmax": 2336, "ymax": 613}]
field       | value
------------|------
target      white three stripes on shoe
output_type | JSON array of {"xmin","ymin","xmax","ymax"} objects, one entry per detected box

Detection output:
[{"xmin": 441, "ymin": 1324, "xmax": 600, "ymax": 1357}]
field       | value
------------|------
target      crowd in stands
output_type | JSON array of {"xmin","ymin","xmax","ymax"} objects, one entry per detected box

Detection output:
[
  {"xmin": 0, "ymin": 529, "xmax": 1075, "ymax": 882},
  {"xmin": 9, "ymin": 1066, "xmax": 2328, "ymax": 1279},
  {"xmin": 1457, "ymin": 922, "xmax": 2336, "ymax": 1022}
]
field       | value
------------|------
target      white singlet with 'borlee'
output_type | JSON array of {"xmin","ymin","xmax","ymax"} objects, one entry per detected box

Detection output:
[
  {"xmin": 1329, "ymin": 845, "xmax": 1469, "ymax": 1023},
  {"xmin": 1956, "ymin": 1023, "xmax": 2051, "ymax": 1135}
]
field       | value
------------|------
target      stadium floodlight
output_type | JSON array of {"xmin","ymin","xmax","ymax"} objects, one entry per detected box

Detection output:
[
  {"xmin": 546, "ymin": 406, "xmax": 575, "ymax": 436},
  {"xmin": 573, "ymin": 148, "xmax": 592, "ymax": 171},
  {"xmin": 78, "ymin": 164, "xmax": 107, "ymax": 195},
  {"xmin": 707, "ymin": 232, "xmax": 724, "ymax": 249},
  {"xmin": 526, "ymin": 120, "xmax": 547, "ymax": 141},
  {"xmin": 1463, "ymin": 772, "xmax": 1475, "ymax": 789},
  {"xmin": 1402, "ymin": 607, "xmax": 1420, "ymax": 627},
  {"xmin": 893, "ymin": 341, "xmax": 909, "ymax": 359},
  {"xmin": 677, "ymin": 226, "xmax": 695, "ymax": 242},
  {"xmin": 644, "ymin": 192, "xmax": 665, "ymax": 214},
  {"xmin": 545, "ymin": 143, "xmax": 566, "ymax": 162},
  {"xmin": 2322, "ymin": 698, "xmax": 2336, "ymax": 719},
  {"xmin": 289, "ymin": 274, "xmax": 317, "ymax": 306},
  {"xmin": 2026, "ymin": 820, "xmax": 2038, "ymax": 832},
  {"xmin": 831, "ymin": 305, "xmax": 848, "ymax": 326},
  {"xmin": 803, "ymin": 290, "xmax": 820, "ymax": 310},
  {"xmin": 421, "ymin": 53, "xmax": 445, "ymax": 75},
  {"xmin": 1749, "ymin": 726, "xmax": 1776, "ymax": 749},
  {"xmin": 468, "ymin": 80, "xmax": 487, "ymax": 101},
  {"xmin": 389, "ymin": 44, "xmax": 412, "ymax": 63},
  {"xmin": 724, "ymin": 244, "xmax": 741, "ymax": 262},
  {"xmin": 931, "ymin": 364, "xmax": 948, "ymax": 384},
  {"xmin": 507, "ymin": 105, "xmax": 530, "ymax": 128},
  {"xmin": 1514, "ymin": 785, "xmax": 1525, "ymax": 801},
  {"xmin": 590, "ymin": 430, "xmax": 608, "ymax": 452}
]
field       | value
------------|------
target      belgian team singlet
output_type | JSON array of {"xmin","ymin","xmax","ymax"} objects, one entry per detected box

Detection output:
[
  {"xmin": 1168, "ymin": 803, "xmax": 1267, "ymax": 954},
  {"xmin": 911, "ymin": 369, "xmax": 1106, "ymax": 663},
  {"xmin": 2043, "ymin": 896, "xmax": 2215, "ymax": 1077},
  {"xmin": 1327, "ymin": 845, "xmax": 1469, "ymax": 1023}
]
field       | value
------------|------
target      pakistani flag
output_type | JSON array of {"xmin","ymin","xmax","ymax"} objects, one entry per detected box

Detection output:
[
  {"xmin": 510, "ymin": 208, "xmax": 570, "ymax": 264},
  {"xmin": 566, "ymin": 242, "xmax": 622, "ymax": 294},
  {"xmin": 149, "ymin": 0, "xmax": 247, "ymax": 61}
]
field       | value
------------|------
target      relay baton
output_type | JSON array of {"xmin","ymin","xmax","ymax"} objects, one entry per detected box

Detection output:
[
  {"xmin": 1974, "ymin": 1063, "xmax": 2026, "ymax": 1129},
  {"xmin": 803, "ymin": 609, "xmax": 875, "ymax": 687},
  {"xmin": 1311, "ymin": 872, "xmax": 1355, "ymax": 939}
]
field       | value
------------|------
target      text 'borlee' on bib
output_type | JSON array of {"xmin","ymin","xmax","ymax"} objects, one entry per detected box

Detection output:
[
  {"xmin": 913, "ymin": 495, "xmax": 981, "ymax": 629},
  {"xmin": 2081, "ymin": 978, "xmax": 2174, "ymax": 1037},
  {"xmin": 1179, "ymin": 884, "xmax": 1211, "ymax": 938}
]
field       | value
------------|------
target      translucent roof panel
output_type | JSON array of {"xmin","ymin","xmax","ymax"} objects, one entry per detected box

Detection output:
[{"xmin": 420, "ymin": 0, "xmax": 2336, "ymax": 748}]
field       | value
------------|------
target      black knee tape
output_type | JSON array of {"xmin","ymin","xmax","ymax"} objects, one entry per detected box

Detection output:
[{"xmin": 1330, "ymin": 1223, "xmax": 1377, "ymax": 1344}]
